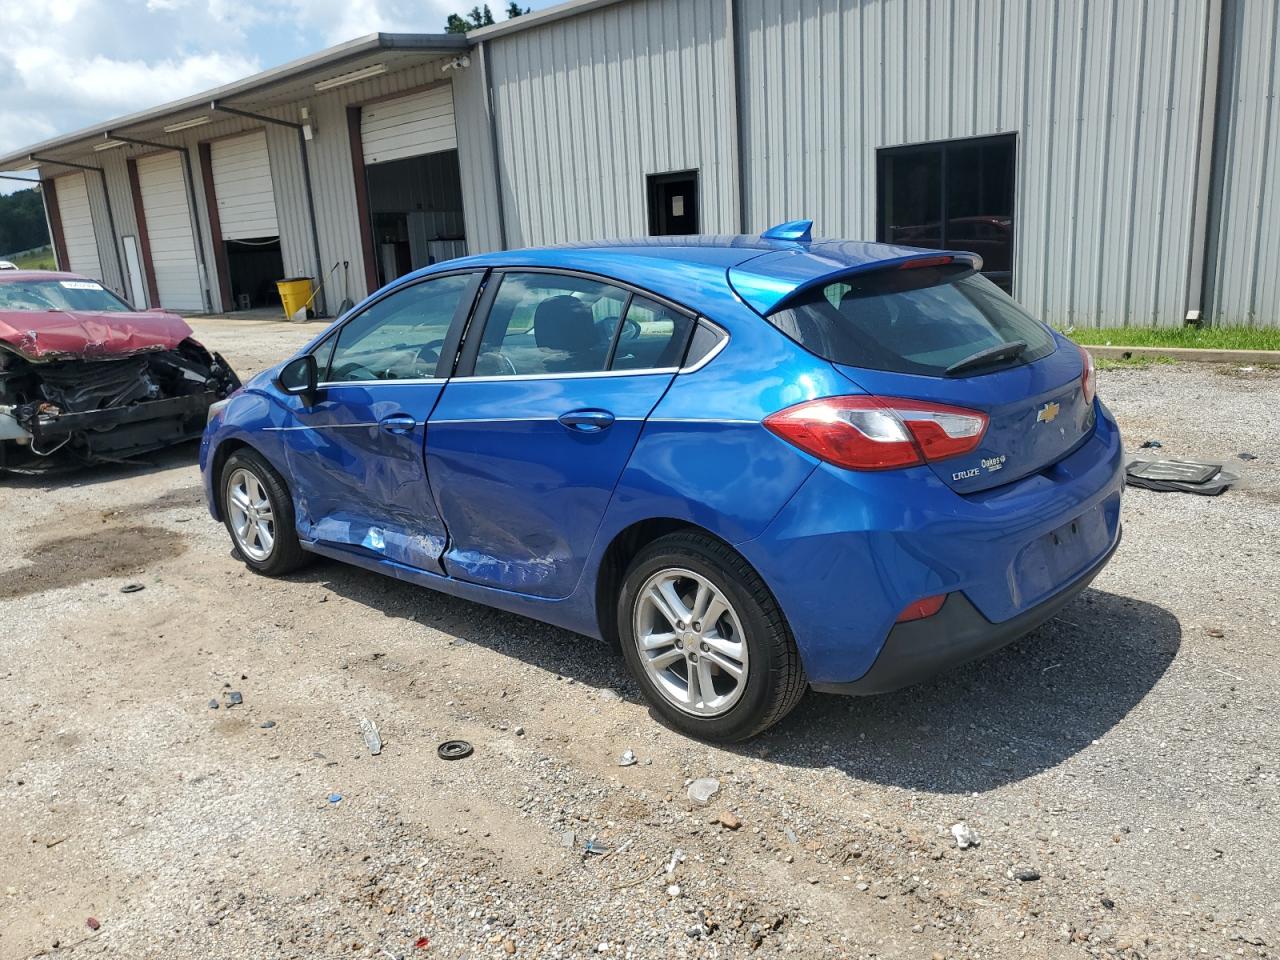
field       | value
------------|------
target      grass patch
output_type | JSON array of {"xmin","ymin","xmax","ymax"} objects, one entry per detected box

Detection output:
[
  {"xmin": 8, "ymin": 246, "xmax": 56, "ymax": 271},
  {"xmin": 1094, "ymin": 355, "xmax": 1181, "ymax": 371},
  {"xmin": 1065, "ymin": 325, "xmax": 1280, "ymax": 351}
]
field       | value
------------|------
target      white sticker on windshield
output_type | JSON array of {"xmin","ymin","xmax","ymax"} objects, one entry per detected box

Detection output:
[{"xmin": 59, "ymin": 280, "xmax": 103, "ymax": 290}]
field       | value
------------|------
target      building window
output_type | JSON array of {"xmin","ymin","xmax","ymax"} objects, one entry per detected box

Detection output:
[
  {"xmin": 647, "ymin": 170, "xmax": 699, "ymax": 236},
  {"xmin": 877, "ymin": 135, "xmax": 1016, "ymax": 292}
]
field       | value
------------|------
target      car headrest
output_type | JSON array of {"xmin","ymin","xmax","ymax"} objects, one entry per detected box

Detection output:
[{"xmin": 534, "ymin": 296, "xmax": 598, "ymax": 354}]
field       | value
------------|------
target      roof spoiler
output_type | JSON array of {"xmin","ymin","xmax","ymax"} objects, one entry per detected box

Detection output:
[{"xmin": 729, "ymin": 249, "xmax": 983, "ymax": 316}]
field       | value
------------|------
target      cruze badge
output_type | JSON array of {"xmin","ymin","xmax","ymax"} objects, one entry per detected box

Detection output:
[{"xmin": 1037, "ymin": 401, "xmax": 1061, "ymax": 424}]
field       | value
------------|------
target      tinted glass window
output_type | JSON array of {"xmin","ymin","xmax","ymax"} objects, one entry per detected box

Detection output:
[
  {"xmin": 768, "ymin": 269, "xmax": 1055, "ymax": 377},
  {"xmin": 610, "ymin": 296, "xmax": 693, "ymax": 371},
  {"xmin": 0, "ymin": 278, "xmax": 131, "ymax": 312},
  {"xmin": 326, "ymin": 274, "xmax": 472, "ymax": 382},
  {"xmin": 472, "ymin": 273, "xmax": 627, "ymax": 376}
]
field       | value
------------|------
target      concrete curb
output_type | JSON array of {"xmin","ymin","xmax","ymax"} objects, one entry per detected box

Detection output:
[{"xmin": 1080, "ymin": 344, "xmax": 1280, "ymax": 364}]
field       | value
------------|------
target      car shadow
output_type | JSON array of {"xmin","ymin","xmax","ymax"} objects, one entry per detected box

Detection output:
[
  {"xmin": 281, "ymin": 558, "xmax": 1178, "ymax": 793},
  {"xmin": 753, "ymin": 589, "xmax": 1181, "ymax": 793},
  {"xmin": 0, "ymin": 439, "xmax": 201, "ymax": 490}
]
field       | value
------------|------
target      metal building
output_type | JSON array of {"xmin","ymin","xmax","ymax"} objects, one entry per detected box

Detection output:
[{"xmin": 1, "ymin": 0, "xmax": 1275, "ymax": 327}]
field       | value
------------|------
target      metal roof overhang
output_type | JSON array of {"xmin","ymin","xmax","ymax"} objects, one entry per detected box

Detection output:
[{"xmin": 0, "ymin": 32, "xmax": 470, "ymax": 172}]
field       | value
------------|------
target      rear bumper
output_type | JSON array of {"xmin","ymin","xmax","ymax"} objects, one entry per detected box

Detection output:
[{"xmin": 810, "ymin": 528, "xmax": 1120, "ymax": 695}]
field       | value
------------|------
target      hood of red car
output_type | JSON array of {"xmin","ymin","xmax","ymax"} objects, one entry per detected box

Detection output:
[{"xmin": 0, "ymin": 309, "xmax": 194, "ymax": 361}]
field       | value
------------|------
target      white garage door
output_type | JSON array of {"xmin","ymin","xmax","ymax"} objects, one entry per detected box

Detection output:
[
  {"xmin": 54, "ymin": 173, "xmax": 103, "ymax": 281},
  {"xmin": 361, "ymin": 85, "xmax": 457, "ymax": 165},
  {"xmin": 136, "ymin": 151, "xmax": 203, "ymax": 311},
  {"xmin": 210, "ymin": 130, "xmax": 279, "ymax": 240}
]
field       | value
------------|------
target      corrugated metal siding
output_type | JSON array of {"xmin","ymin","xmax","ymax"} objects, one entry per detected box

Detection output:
[
  {"xmin": 485, "ymin": 0, "xmax": 738, "ymax": 247},
  {"xmin": 452, "ymin": 49, "xmax": 505, "ymax": 253},
  {"xmin": 210, "ymin": 130, "xmax": 280, "ymax": 240},
  {"xmin": 361, "ymin": 86, "xmax": 457, "ymax": 164},
  {"xmin": 1205, "ymin": 0, "xmax": 1280, "ymax": 327},
  {"xmin": 135, "ymin": 151, "xmax": 204, "ymax": 311},
  {"xmin": 98, "ymin": 153, "xmax": 142, "ymax": 304},
  {"xmin": 54, "ymin": 173, "xmax": 103, "ymax": 282},
  {"xmin": 738, "ymin": 0, "xmax": 1213, "ymax": 328}
]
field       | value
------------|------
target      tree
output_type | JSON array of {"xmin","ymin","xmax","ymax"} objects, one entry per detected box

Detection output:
[
  {"xmin": 0, "ymin": 187, "xmax": 50, "ymax": 258},
  {"xmin": 505, "ymin": 2, "xmax": 531, "ymax": 17},
  {"xmin": 445, "ymin": 5, "xmax": 496, "ymax": 32}
]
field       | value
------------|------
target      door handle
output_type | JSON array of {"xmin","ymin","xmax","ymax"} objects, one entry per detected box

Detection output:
[
  {"xmin": 378, "ymin": 413, "xmax": 418, "ymax": 435},
  {"xmin": 557, "ymin": 409, "xmax": 615, "ymax": 433}
]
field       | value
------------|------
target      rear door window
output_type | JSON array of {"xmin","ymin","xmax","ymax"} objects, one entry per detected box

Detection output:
[
  {"xmin": 767, "ymin": 267, "xmax": 1055, "ymax": 377},
  {"xmin": 610, "ymin": 296, "xmax": 694, "ymax": 371}
]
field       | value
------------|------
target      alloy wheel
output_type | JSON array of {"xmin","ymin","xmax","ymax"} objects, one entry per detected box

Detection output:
[
  {"xmin": 632, "ymin": 567, "xmax": 749, "ymax": 717},
  {"xmin": 226, "ymin": 467, "xmax": 275, "ymax": 562}
]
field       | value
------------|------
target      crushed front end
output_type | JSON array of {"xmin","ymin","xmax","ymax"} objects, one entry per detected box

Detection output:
[{"xmin": 0, "ymin": 339, "xmax": 241, "ymax": 472}]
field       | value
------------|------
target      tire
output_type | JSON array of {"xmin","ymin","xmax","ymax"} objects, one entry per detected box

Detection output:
[
  {"xmin": 617, "ymin": 532, "xmax": 807, "ymax": 741},
  {"xmin": 220, "ymin": 448, "xmax": 310, "ymax": 576}
]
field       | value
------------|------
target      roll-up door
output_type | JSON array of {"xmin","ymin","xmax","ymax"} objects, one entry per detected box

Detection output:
[
  {"xmin": 361, "ymin": 86, "xmax": 457, "ymax": 165},
  {"xmin": 210, "ymin": 130, "xmax": 279, "ymax": 240},
  {"xmin": 136, "ymin": 151, "xmax": 203, "ymax": 311},
  {"xmin": 55, "ymin": 173, "xmax": 103, "ymax": 281}
]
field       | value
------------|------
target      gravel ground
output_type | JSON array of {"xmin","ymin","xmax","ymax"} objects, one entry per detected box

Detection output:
[{"xmin": 1, "ymin": 322, "xmax": 1276, "ymax": 960}]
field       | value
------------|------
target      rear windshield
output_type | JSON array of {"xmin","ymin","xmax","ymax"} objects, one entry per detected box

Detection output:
[
  {"xmin": 0, "ymin": 279, "xmax": 132, "ymax": 313},
  {"xmin": 767, "ymin": 267, "xmax": 1056, "ymax": 376}
]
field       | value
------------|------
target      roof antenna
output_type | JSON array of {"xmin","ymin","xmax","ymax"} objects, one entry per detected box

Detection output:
[{"xmin": 760, "ymin": 219, "xmax": 813, "ymax": 242}]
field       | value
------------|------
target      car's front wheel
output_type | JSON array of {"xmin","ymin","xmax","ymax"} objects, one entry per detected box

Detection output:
[
  {"xmin": 617, "ymin": 532, "xmax": 807, "ymax": 741},
  {"xmin": 220, "ymin": 448, "xmax": 309, "ymax": 576}
]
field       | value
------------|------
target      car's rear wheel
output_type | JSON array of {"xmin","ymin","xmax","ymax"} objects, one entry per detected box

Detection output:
[
  {"xmin": 617, "ymin": 532, "xmax": 807, "ymax": 741},
  {"xmin": 220, "ymin": 448, "xmax": 309, "ymax": 576}
]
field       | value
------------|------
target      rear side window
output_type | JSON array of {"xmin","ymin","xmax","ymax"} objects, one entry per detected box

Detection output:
[
  {"xmin": 611, "ymin": 296, "xmax": 694, "ymax": 371},
  {"xmin": 767, "ymin": 268, "xmax": 1055, "ymax": 376}
]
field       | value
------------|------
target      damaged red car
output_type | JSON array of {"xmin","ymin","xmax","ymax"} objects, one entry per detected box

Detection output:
[{"xmin": 0, "ymin": 271, "xmax": 240, "ymax": 472}]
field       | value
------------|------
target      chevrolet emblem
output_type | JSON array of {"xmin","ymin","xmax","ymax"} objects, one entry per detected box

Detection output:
[{"xmin": 1036, "ymin": 401, "xmax": 1061, "ymax": 424}]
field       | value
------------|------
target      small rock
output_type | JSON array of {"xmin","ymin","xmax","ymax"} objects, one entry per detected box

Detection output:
[
  {"xmin": 120, "ymin": 583, "xmax": 144, "ymax": 594},
  {"xmin": 208, "ymin": 699, "xmax": 219, "ymax": 710},
  {"xmin": 718, "ymin": 812, "xmax": 742, "ymax": 830},
  {"xmin": 1101, "ymin": 896, "xmax": 1115, "ymax": 909},
  {"xmin": 855, "ymin": 882, "xmax": 869, "ymax": 892},
  {"xmin": 685, "ymin": 925, "xmax": 704, "ymax": 939},
  {"xmin": 951, "ymin": 823, "xmax": 980, "ymax": 849},
  {"xmin": 784, "ymin": 827, "xmax": 798, "ymax": 844},
  {"xmin": 1206, "ymin": 627, "xmax": 1224, "ymax": 638},
  {"xmin": 598, "ymin": 688, "xmax": 623, "ymax": 702},
  {"xmin": 666, "ymin": 883, "xmax": 681, "ymax": 898},
  {"xmin": 558, "ymin": 830, "xmax": 576, "ymax": 849},
  {"xmin": 259, "ymin": 720, "xmax": 276, "ymax": 729},
  {"xmin": 687, "ymin": 778, "xmax": 720, "ymax": 805},
  {"xmin": 1237, "ymin": 452, "xmax": 1258, "ymax": 461},
  {"xmin": 617, "ymin": 749, "xmax": 637, "ymax": 767},
  {"xmin": 1012, "ymin": 867, "xmax": 1041, "ymax": 882},
  {"xmin": 86, "ymin": 918, "xmax": 101, "ymax": 931},
  {"xmin": 224, "ymin": 691, "xmax": 243, "ymax": 707},
  {"xmin": 514, "ymin": 726, "xmax": 525, "ymax": 737},
  {"xmin": 503, "ymin": 940, "xmax": 516, "ymax": 955}
]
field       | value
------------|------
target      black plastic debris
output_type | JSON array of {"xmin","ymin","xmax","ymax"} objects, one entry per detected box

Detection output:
[
  {"xmin": 437, "ymin": 739, "xmax": 473, "ymax": 760},
  {"xmin": 1138, "ymin": 439, "xmax": 1163, "ymax": 449},
  {"xmin": 1125, "ymin": 458, "xmax": 1238, "ymax": 496},
  {"xmin": 1238, "ymin": 452, "xmax": 1258, "ymax": 461},
  {"xmin": 120, "ymin": 583, "xmax": 145, "ymax": 594}
]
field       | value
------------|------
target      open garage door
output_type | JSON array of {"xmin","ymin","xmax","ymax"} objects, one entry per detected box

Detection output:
[
  {"xmin": 136, "ymin": 151, "xmax": 204, "ymax": 312},
  {"xmin": 54, "ymin": 173, "xmax": 103, "ymax": 281},
  {"xmin": 210, "ymin": 130, "xmax": 283, "ymax": 310},
  {"xmin": 359, "ymin": 85, "xmax": 466, "ymax": 288}
]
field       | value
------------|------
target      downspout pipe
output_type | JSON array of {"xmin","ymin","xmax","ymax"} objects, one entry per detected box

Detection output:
[
  {"xmin": 1184, "ymin": 0, "xmax": 1224, "ymax": 327},
  {"xmin": 212, "ymin": 101, "xmax": 328, "ymax": 316},
  {"xmin": 29, "ymin": 155, "xmax": 128, "ymax": 300},
  {"xmin": 104, "ymin": 134, "xmax": 214, "ymax": 313}
]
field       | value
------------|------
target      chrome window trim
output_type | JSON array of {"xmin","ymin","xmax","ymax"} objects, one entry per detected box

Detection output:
[
  {"xmin": 452, "ymin": 367, "xmax": 680, "ymax": 384},
  {"xmin": 316, "ymin": 377, "xmax": 447, "ymax": 388},
  {"xmin": 678, "ymin": 319, "xmax": 730, "ymax": 373},
  {"xmin": 428, "ymin": 415, "xmax": 646, "ymax": 425}
]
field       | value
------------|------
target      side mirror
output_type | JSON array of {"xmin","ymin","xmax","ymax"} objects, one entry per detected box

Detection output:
[{"xmin": 277, "ymin": 354, "xmax": 319, "ymax": 401}]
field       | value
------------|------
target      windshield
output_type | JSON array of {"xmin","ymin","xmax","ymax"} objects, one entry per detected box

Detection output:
[
  {"xmin": 767, "ymin": 267, "xmax": 1056, "ymax": 377},
  {"xmin": 0, "ymin": 278, "xmax": 133, "ymax": 313}
]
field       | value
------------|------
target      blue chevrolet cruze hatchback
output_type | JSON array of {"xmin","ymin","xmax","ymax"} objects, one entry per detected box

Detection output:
[{"xmin": 201, "ymin": 221, "xmax": 1123, "ymax": 740}]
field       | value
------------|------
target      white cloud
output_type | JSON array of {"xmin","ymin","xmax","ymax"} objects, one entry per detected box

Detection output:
[{"xmin": 0, "ymin": 0, "xmax": 546, "ymax": 174}]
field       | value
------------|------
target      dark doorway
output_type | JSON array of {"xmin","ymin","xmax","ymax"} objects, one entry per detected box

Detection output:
[
  {"xmin": 225, "ymin": 237, "xmax": 285, "ymax": 310},
  {"xmin": 877, "ymin": 135, "xmax": 1016, "ymax": 291},
  {"xmin": 647, "ymin": 170, "xmax": 699, "ymax": 236},
  {"xmin": 365, "ymin": 149, "xmax": 467, "ymax": 289}
]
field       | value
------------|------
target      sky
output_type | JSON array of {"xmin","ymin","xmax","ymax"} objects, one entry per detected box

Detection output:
[{"xmin": 0, "ymin": 0, "xmax": 553, "ymax": 194}]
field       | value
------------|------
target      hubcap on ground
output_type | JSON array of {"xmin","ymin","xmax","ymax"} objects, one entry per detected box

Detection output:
[
  {"xmin": 226, "ymin": 468, "xmax": 275, "ymax": 562},
  {"xmin": 633, "ymin": 568, "xmax": 748, "ymax": 717}
]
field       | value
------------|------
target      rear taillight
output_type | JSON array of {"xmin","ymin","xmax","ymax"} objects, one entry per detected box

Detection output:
[
  {"xmin": 1077, "ymin": 345, "xmax": 1096, "ymax": 405},
  {"xmin": 763, "ymin": 395, "xmax": 988, "ymax": 471}
]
